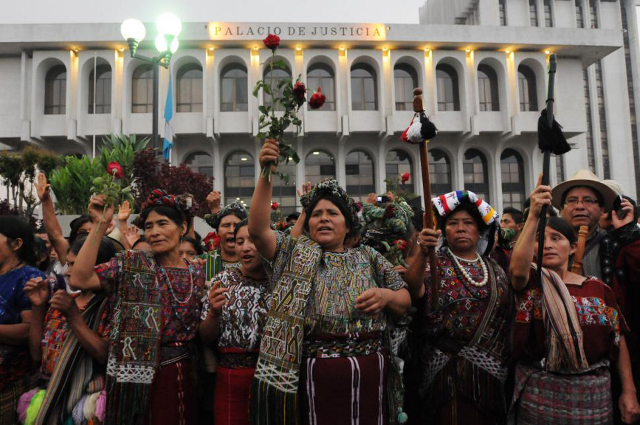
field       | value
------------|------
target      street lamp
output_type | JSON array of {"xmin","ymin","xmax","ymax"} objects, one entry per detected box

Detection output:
[{"xmin": 121, "ymin": 14, "xmax": 181, "ymax": 155}]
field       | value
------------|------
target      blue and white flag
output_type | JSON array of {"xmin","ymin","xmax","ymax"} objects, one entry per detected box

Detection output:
[{"xmin": 163, "ymin": 73, "xmax": 174, "ymax": 162}]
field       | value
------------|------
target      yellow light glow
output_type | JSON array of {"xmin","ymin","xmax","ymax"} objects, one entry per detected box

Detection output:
[
  {"xmin": 505, "ymin": 49, "xmax": 511, "ymax": 54},
  {"xmin": 465, "ymin": 47, "xmax": 472, "ymax": 53},
  {"xmin": 424, "ymin": 47, "xmax": 430, "ymax": 53},
  {"xmin": 208, "ymin": 47, "xmax": 214, "ymax": 51},
  {"xmin": 545, "ymin": 50, "xmax": 550, "ymax": 55},
  {"xmin": 296, "ymin": 46, "xmax": 302, "ymax": 51},
  {"xmin": 382, "ymin": 46, "xmax": 388, "ymax": 51},
  {"xmin": 339, "ymin": 46, "xmax": 345, "ymax": 51}
]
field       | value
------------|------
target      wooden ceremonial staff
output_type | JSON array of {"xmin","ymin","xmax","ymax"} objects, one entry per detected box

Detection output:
[
  {"xmin": 413, "ymin": 88, "xmax": 439, "ymax": 310},
  {"xmin": 536, "ymin": 54, "xmax": 557, "ymax": 281}
]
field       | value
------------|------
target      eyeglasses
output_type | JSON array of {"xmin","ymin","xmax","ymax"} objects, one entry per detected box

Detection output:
[{"xmin": 565, "ymin": 197, "xmax": 599, "ymax": 207}]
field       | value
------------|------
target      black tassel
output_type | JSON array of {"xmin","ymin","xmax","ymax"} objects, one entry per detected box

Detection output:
[
  {"xmin": 537, "ymin": 108, "xmax": 571, "ymax": 155},
  {"xmin": 420, "ymin": 114, "xmax": 438, "ymax": 140}
]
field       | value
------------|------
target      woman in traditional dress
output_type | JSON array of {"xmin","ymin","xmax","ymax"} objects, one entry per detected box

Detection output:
[
  {"xmin": 248, "ymin": 139, "xmax": 411, "ymax": 425},
  {"xmin": 0, "ymin": 216, "xmax": 44, "ymax": 425},
  {"xmin": 509, "ymin": 181, "xmax": 640, "ymax": 424},
  {"xmin": 404, "ymin": 190, "xmax": 512, "ymax": 424},
  {"xmin": 70, "ymin": 189, "xmax": 207, "ymax": 424},
  {"xmin": 21, "ymin": 236, "xmax": 120, "ymax": 424},
  {"xmin": 199, "ymin": 220, "xmax": 270, "ymax": 425}
]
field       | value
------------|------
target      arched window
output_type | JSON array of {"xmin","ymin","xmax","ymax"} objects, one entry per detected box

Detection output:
[
  {"xmin": 346, "ymin": 149, "xmax": 375, "ymax": 202},
  {"xmin": 272, "ymin": 162, "xmax": 297, "ymax": 215},
  {"xmin": 132, "ymin": 65, "xmax": 153, "ymax": 113},
  {"xmin": 263, "ymin": 61, "xmax": 292, "ymax": 112},
  {"xmin": 394, "ymin": 64, "xmax": 418, "ymax": 111},
  {"xmin": 307, "ymin": 63, "xmax": 335, "ymax": 111},
  {"xmin": 220, "ymin": 63, "xmax": 248, "ymax": 112},
  {"xmin": 386, "ymin": 149, "xmax": 414, "ymax": 193},
  {"xmin": 224, "ymin": 151, "xmax": 255, "ymax": 207},
  {"xmin": 305, "ymin": 150, "xmax": 335, "ymax": 185},
  {"xmin": 463, "ymin": 149, "xmax": 490, "ymax": 202},
  {"xmin": 351, "ymin": 63, "xmax": 378, "ymax": 111},
  {"xmin": 436, "ymin": 63, "xmax": 460, "ymax": 111},
  {"xmin": 501, "ymin": 149, "xmax": 525, "ymax": 209},
  {"xmin": 184, "ymin": 151, "xmax": 213, "ymax": 177},
  {"xmin": 429, "ymin": 149, "xmax": 453, "ymax": 195},
  {"xmin": 477, "ymin": 64, "xmax": 500, "ymax": 111},
  {"xmin": 44, "ymin": 65, "xmax": 66, "ymax": 115},
  {"xmin": 177, "ymin": 63, "xmax": 203, "ymax": 112},
  {"xmin": 88, "ymin": 64, "xmax": 111, "ymax": 114},
  {"xmin": 518, "ymin": 65, "xmax": 538, "ymax": 111}
]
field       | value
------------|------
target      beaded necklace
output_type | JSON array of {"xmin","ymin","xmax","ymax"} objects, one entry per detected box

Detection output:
[{"xmin": 446, "ymin": 247, "xmax": 488, "ymax": 287}]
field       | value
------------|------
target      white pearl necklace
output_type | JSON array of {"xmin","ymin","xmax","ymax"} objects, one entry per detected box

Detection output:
[{"xmin": 447, "ymin": 247, "xmax": 489, "ymax": 287}]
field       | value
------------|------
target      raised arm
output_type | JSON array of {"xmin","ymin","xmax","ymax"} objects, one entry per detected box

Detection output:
[
  {"xmin": 248, "ymin": 139, "xmax": 279, "ymax": 262},
  {"xmin": 35, "ymin": 172, "xmax": 69, "ymax": 265},
  {"xmin": 510, "ymin": 175, "xmax": 552, "ymax": 291},
  {"xmin": 403, "ymin": 226, "xmax": 440, "ymax": 300},
  {"xmin": 69, "ymin": 196, "xmax": 113, "ymax": 292}
]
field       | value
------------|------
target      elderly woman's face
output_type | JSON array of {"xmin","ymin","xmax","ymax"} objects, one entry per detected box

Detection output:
[
  {"xmin": 445, "ymin": 209, "xmax": 480, "ymax": 255},
  {"xmin": 309, "ymin": 199, "xmax": 349, "ymax": 251},
  {"xmin": 144, "ymin": 211, "xmax": 185, "ymax": 256}
]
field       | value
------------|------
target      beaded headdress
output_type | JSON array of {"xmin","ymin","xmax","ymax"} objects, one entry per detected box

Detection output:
[{"xmin": 300, "ymin": 179, "xmax": 360, "ymax": 228}]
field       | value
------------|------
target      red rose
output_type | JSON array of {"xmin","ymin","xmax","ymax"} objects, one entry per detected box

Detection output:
[
  {"xmin": 385, "ymin": 204, "xmax": 395, "ymax": 218},
  {"xmin": 293, "ymin": 81, "xmax": 306, "ymax": 104},
  {"xmin": 263, "ymin": 34, "xmax": 280, "ymax": 51},
  {"xmin": 271, "ymin": 202, "xmax": 279, "ymax": 210},
  {"xmin": 401, "ymin": 172, "xmax": 411, "ymax": 183},
  {"xmin": 107, "ymin": 162, "xmax": 124, "ymax": 179},
  {"xmin": 203, "ymin": 232, "xmax": 221, "ymax": 251},
  {"xmin": 394, "ymin": 239, "xmax": 407, "ymax": 251},
  {"xmin": 309, "ymin": 87, "xmax": 326, "ymax": 109}
]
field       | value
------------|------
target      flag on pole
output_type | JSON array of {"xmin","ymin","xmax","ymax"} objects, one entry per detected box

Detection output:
[{"xmin": 163, "ymin": 73, "xmax": 174, "ymax": 162}]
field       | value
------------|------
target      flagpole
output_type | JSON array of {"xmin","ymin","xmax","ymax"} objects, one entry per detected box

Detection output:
[{"xmin": 92, "ymin": 53, "xmax": 97, "ymax": 158}]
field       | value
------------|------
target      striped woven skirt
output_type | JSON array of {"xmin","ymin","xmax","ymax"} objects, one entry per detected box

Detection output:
[
  {"xmin": 510, "ymin": 362, "xmax": 613, "ymax": 424},
  {"xmin": 300, "ymin": 351, "xmax": 388, "ymax": 425}
]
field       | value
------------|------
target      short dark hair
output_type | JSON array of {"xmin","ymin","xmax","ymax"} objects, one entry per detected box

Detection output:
[
  {"xmin": 69, "ymin": 214, "xmax": 92, "ymax": 243},
  {"xmin": 503, "ymin": 207, "xmax": 524, "ymax": 224},
  {"xmin": 545, "ymin": 216, "xmax": 577, "ymax": 245},
  {"xmin": 34, "ymin": 236, "xmax": 51, "ymax": 272},
  {"xmin": 286, "ymin": 212, "xmax": 300, "ymax": 222},
  {"xmin": 180, "ymin": 236, "xmax": 203, "ymax": 256},
  {"xmin": 437, "ymin": 202, "xmax": 488, "ymax": 235},
  {"xmin": 304, "ymin": 193, "xmax": 357, "ymax": 241},
  {"xmin": 0, "ymin": 216, "xmax": 37, "ymax": 266},
  {"xmin": 131, "ymin": 235, "xmax": 148, "ymax": 249},
  {"xmin": 233, "ymin": 219, "xmax": 249, "ymax": 239},
  {"xmin": 69, "ymin": 235, "xmax": 122, "ymax": 265},
  {"xmin": 138, "ymin": 205, "xmax": 188, "ymax": 231}
]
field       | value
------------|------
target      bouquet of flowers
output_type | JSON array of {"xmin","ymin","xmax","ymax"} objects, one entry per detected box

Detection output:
[
  {"xmin": 254, "ymin": 34, "xmax": 326, "ymax": 182},
  {"xmin": 90, "ymin": 161, "xmax": 134, "ymax": 240}
]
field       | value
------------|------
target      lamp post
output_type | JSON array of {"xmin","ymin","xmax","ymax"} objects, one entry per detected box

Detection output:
[{"xmin": 120, "ymin": 14, "xmax": 181, "ymax": 156}]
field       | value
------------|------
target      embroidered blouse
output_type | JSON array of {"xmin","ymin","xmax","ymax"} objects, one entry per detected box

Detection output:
[
  {"xmin": 202, "ymin": 267, "xmax": 271, "ymax": 351},
  {"xmin": 0, "ymin": 265, "xmax": 44, "ymax": 391},
  {"xmin": 270, "ymin": 232, "xmax": 407, "ymax": 338},
  {"xmin": 513, "ymin": 270, "xmax": 626, "ymax": 365},
  {"xmin": 40, "ymin": 300, "xmax": 111, "ymax": 380},
  {"xmin": 95, "ymin": 252, "xmax": 206, "ymax": 347}
]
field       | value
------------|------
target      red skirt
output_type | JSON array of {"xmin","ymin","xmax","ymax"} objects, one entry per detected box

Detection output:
[
  {"xmin": 144, "ymin": 360, "xmax": 196, "ymax": 425},
  {"xmin": 300, "ymin": 351, "xmax": 388, "ymax": 425},
  {"xmin": 214, "ymin": 366, "xmax": 255, "ymax": 425}
]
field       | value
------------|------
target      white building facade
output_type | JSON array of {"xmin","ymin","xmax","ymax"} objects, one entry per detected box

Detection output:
[{"xmin": 0, "ymin": 0, "xmax": 638, "ymax": 214}]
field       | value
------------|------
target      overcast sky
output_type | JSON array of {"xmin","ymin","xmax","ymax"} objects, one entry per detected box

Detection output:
[{"xmin": 1, "ymin": 0, "xmax": 426, "ymax": 24}]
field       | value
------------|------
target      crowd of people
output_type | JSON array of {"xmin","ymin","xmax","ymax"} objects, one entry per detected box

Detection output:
[{"xmin": 1, "ymin": 137, "xmax": 640, "ymax": 424}]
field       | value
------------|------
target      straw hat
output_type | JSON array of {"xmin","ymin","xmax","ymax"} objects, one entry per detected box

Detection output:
[
  {"xmin": 551, "ymin": 169, "xmax": 617, "ymax": 211},
  {"xmin": 602, "ymin": 179, "xmax": 625, "ymax": 196}
]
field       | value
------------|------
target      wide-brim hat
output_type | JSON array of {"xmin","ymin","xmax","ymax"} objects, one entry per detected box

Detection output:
[{"xmin": 551, "ymin": 169, "xmax": 617, "ymax": 211}]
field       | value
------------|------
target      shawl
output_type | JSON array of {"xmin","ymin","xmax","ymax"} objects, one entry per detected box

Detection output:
[
  {"xmin": 535, "ymin": 265, "xmax": 589, "ymax": 372},
  {"xmin": 104, "ymin": 250, "xmax": 163, "ymax": 424},
  {"xmin": 249, "ymin": 235, "xmax": 323, "ymax": 425},
  {"xmin": 34, "ymin": 294, "xmax": 109, "ymax": 425}
]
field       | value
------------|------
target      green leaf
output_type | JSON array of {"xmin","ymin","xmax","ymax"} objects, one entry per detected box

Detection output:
[{"xmin": 271, "ymin": 60, "xmax": 286, "ymax": 70}]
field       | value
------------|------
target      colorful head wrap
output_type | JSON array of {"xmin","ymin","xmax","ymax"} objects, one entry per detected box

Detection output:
[
  {"xmin": 137, "ymin": 189, "xmax": 197, "ymax": 227},
  {"xmin": 204, "ymin": 202, "xmax": 248, "ymax": 230},
  {"xmin": 431, "ymin": 190, "xmax": 499, "ymax": 256},
  {"xmin": 300, "ymin": 179, "xmax": 360, "ymax": 230}
]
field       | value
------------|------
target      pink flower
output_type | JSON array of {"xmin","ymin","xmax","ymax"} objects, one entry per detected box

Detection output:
[
  {"xmin": 271, "ymin": 202, "xmax": 279, "ymax": 211},
  {"xmin": 203, "ymin": 232, "xmax": 221, "ymax": 251},
  {"xmin": 107, "ymin": 162, "xmax": 124, "ymax": 179},
  {"xmin": 309, "ymin": 87, "xmax": 326, "ymax": 109},
  {"xmin": 394, "ymin": 239, "xmax": 408, "ymax": 251},
  {"xmin": 263, "ymin": 34, "xmax": 280, "ymax": 51},
  {"xmin": 401, "ymin": 172, "xmax": 411, "ymax": 183}
]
